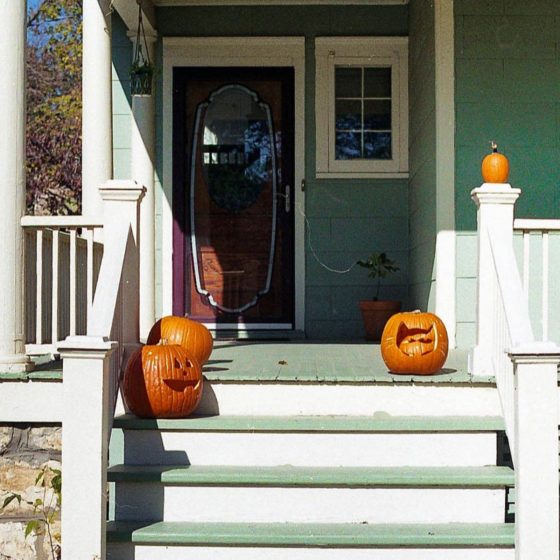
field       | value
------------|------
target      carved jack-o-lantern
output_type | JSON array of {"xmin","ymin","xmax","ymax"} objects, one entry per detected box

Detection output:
[
  {"xmin": 122, "ymin": 342, "xmax": 203, "ymax": 418},
  {"xmin": 381, "ymin": 311, "xmax": 449, "ymax": 375}
]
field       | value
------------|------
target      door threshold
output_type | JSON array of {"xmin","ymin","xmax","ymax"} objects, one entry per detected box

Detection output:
[{"xmin": 211, "ymin": 329, "xmax": 306, "ymax": 341}]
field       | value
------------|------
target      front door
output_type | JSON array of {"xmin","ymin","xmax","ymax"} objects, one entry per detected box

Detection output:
[{"xmin": 173, "ymin": 67, "xmax": 295, "ymax": 328}]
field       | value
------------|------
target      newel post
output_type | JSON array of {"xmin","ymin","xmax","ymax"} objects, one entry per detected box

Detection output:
[
  {"xmin": 97, "ymin": 180, "xmax": 145, "ymax": 344},
  {"xmin": 470, "ymin": 183, "xmax": 520, "ymax": 375},
  {"xmin": 59, "ymin": 336, "xmax": 116, "ymax": 560},
  {"xmin": 509, "ymin": 345, "xmax": 560, "ymax": 560}
]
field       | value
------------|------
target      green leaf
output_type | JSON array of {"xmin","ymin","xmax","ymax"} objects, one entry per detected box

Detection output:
[
  {"xmin": 2, "ymin": 493, "xmax": 22, "ymax": 509},
  {"xmin": 25, "ymin": 520, "xmax": 41, "ymax": 538},
  {"xmin": 35, "ymin": 470, "xmax": 45, "ymax": 486}
]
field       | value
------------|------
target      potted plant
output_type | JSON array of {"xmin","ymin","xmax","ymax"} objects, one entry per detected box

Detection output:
[{"xmin": 357, "ymin": 252, "xmax": 401, "ymax": 341}]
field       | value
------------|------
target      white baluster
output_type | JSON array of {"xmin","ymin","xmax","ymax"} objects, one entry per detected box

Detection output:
[
  {"xmin": 542, "ymin": 232, "xmax": 549, "ymax": 342},
  {"xmin": 51, "ymin": 230, "xmax": 59, "ymax": 344},
  {"xmin": 86, "ymin": 227, "xmax": 95, "ymax": 314},
  {"xmin": 69, "ymin": 229, "xmax": 77, "ymax": 336},
  {"xmin": 522, "ymin": 231, "xmax": 530, "ymax": 303},
  {"xmin": 36, "ymin": 230, "xmax": 43, "ymax": 345}
]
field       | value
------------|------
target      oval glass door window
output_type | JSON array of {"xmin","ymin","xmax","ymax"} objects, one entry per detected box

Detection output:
[
  {"xmin": 200, "ymin": 85, "xmax": 273, "ymax": 213},
  {"xmin": 190, "ymin": 84, "xmax": 278, "ymax": 314}
]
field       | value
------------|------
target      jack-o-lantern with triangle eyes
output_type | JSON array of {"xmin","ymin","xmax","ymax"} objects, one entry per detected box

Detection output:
[
  {"xmin": 381, "ymin": 310, "xmax": 449, "ymax": 375},
  {"xmin": 122, "ymin": 341, "xmax": 203, "ymax": 418}
]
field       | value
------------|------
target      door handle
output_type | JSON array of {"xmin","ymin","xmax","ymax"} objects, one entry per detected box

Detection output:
[{"xmin": 276, "ymin": 184, "xmax": 291, "ymax": 213}]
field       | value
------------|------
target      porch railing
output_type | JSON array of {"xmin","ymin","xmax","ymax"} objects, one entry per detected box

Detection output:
[
  {"xmin": 513, "ymin": 219, "xmax": 560, "ymax": 342},
  {"xmin": 57, "ymin": 180, "xmax": 144, "ymax": 560},
  {"xmin": 471, "ymin": 183, "xmax": 560, "ymax": 559},
  {"xmin": 21, "ymin": 215, "xmax": 103, "ymax": 355}
]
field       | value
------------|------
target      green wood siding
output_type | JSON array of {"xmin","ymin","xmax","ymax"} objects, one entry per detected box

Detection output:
[{"xmin": 455, "ymin": 0, "xmax": 560, "ymax": 232}]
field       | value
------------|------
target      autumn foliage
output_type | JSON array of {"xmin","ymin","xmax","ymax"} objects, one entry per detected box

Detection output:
[{"xmin": 26, "ymin": 0, "xmax": 82, "ymax": 215}]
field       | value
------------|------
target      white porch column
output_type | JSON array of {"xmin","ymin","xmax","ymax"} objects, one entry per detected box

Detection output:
[
  {"xmin": 510, "ymin": 346, "xmax": 560, "ymax": 560},
  {"xmin": 0, "ymin": 0, "xmax": 32, "ymax": 372},
  {"xmin": 129, "ymin": 31, "xmax": 157, "ymax": 340},
  {"xmin": 470, "ymin": 183, "xmax": 520, "ymax": 375},
  {"xmin": 82, "ymin": 0, "xmax": 113, "ymax": 218}
]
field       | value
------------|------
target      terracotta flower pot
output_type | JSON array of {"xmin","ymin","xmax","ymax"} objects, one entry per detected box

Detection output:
[{"xmin": 359, "ymin": 300, "xmax": 402, "ymax": 341}]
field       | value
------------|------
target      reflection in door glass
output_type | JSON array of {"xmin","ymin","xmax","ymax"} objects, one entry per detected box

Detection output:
[{"xmin": 199, "ymin": 85, "xmax": 274, "ymax": 213}]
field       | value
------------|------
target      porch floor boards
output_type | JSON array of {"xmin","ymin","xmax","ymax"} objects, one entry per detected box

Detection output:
[
  {"xmin": 205, "ymin": 343, "xmax": 491, "ymax": 384},
  {"xmin": 6, "ymin": 344, "xmax": 492, "ymax": 384}
]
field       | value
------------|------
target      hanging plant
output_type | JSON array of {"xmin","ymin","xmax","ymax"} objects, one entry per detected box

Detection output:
[{"xmin": 130, "ymin": 2, "xmax": 154, "ymax": 96}]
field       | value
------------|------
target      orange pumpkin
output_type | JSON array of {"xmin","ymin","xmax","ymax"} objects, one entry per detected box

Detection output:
[
  {"xmin": 122, "ymin": 342, "xmax": 203, "ymax": 418},
  {"xmin": 481, "ymin": 142, "xmax": 509, "ymax": 183},
  {"xmin": 381, "ymin": 310, "xmax": 449, "ymax": 375},
  {"xmin": 147, "ymin": 315, "xmax": 213, "ymax": 364}
]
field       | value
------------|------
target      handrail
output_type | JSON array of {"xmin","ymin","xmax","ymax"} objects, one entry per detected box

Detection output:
[
  {"xmin": 487, "ymin": 225, "xmax": 535, "ymax": 347},
  {"xmin": 87, "ymin": 220, "xmax": 130, "ymax": 337},
  {"xmin": 486, "ymin": 225, "xmax": 536, "ymax": 462},
  {"xmin": 514, "ymin": 218, "xmax": 560, "ymax": 231},
  {"xmin": 21, "ymin": 215, "xmax": 103, "ymax": 228}
]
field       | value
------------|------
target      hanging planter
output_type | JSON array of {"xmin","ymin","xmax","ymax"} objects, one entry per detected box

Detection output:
[
  {"xmin": 130, "ymin": 2, "xmax": 154, "ymax": 96},
  {"xmin": 130, "ymin": 61, "xmax": 154, "ymax": 96}
]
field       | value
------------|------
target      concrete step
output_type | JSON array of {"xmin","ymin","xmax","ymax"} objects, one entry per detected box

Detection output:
[
  {"xmin": 109, "ymin": 465, "xmax": 512, "ymax": 524},
  {"xmin": 106, "ymin": 521, "xmax": 515, "ymax": 560},
  {"xmin": 112, "ymin": 415, "xmax": 504, "ymax": 467}
]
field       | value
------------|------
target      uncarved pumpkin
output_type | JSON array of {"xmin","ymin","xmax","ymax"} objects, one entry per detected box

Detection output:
[
  {"xmin": 122, "ymin": 342, "xmax": 203, "ymax": 418},
  {"xmin": 481, "ymin": 142, "xmax": 509, "ymax": 183},
  {"xmin": 147, "ymin": 315, "xmax": 213, "ymax": 364},
  {"xmin": 381, "ymin": 310, "xmax": 449, "ymax": 375}
]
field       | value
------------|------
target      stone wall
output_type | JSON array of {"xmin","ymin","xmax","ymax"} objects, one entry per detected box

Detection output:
[{"xmin": 0, "ymin": 425, "xmax": 61, "ymax": 560}]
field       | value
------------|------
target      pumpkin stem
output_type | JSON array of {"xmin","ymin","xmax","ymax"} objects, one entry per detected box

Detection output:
[{"xmin": 490, "ymin": 140, "xmax": 498, "ymax": 153}]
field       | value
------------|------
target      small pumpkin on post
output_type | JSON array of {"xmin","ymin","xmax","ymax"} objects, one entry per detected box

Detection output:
[
  {"xmin": 481, "ymin": 141, "xmax": 510, "ymax": 183},
  {"xmin": 381, "ymin": 310, "xmax": 449, "ymax": 375}
]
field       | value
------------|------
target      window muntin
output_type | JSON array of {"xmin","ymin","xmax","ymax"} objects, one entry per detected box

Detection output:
[{"xmin": 334, "ymin": 66, "xmax": 392, "ymax": 161}]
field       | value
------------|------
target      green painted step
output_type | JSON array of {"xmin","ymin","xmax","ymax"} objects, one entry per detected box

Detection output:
[
  {"xmin": 107, "ymin": 465, "xmax": 514, "ymax": 488},
  {"xmin": 106, "ymin": 521, "xmax": 515, "ymax": 547},
  {"xmin": 113, "ymin": 414, "xmax": 506, "ymax": 432}
]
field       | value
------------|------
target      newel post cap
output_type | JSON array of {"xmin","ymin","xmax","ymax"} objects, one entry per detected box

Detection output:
[
  {"xmin": 98, "ymin": 180, "xmax": 146, "ymax": 203},
  {"xmin": 471, "ymin": 183, "xmax": 521, "ymax": 208}
]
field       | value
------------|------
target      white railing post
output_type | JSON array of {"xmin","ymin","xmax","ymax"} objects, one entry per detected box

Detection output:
[
  {"xmin": 95, "ymin": 180, "xmax": 145, "ymax": 344},
  {"xmin": 470, "ymin": 183, "xmax": 520, "ymax": 375},
  {"xmin": 509, "ymin": 345, "xmax": 560, "ymax": 560},
  {"xmin": 59, "ymin": 336, "xmax": 117, "ymax": 560}
]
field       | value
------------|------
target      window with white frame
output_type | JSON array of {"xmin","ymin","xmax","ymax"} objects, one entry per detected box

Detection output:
[{"xmin": 315, "ymin": 37, "xmax": 408, "ymax": 178}]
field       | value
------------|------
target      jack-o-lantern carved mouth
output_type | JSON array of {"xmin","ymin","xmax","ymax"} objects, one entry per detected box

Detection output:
[
  {"xmin": 396, "ymin": 323, "xmax": 437, "ymax": 357},
  {"xmin": 163, "ymin": 358, "xmax": 202, "ymax": 392},
  {"xmin": 163, "ymin": 378, "xmax": 201, "ymax": 392}
]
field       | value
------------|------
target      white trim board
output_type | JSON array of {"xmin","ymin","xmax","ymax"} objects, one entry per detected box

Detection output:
[
  {"xmin": 161, "ymin": 37, "xmax": 306, "ymax": 331},
  {"xmin": 434, "ymin": 0, "xmax": 456, "ymax": 348}
]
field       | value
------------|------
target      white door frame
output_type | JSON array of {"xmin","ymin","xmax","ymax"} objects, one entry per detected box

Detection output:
[{"xmin": 161, "ymin": 36, "xmax": 306, "ymax": 330}]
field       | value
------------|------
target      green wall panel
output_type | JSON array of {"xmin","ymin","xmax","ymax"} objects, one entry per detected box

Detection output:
[{"xmin": 455, "ymin": 3, "xmax": 560, "ymax": 232}]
